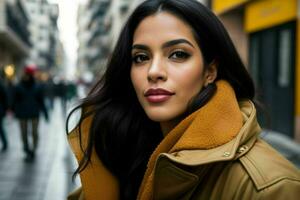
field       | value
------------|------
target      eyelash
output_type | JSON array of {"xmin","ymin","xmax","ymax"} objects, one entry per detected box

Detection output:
[
  {"xmin": 132, "ymin": 54, "xmax": 149, "ymax": 64},
  {"xmin": 132, "ymin": 50, "xmax": 191, "ymax": 64},
  {"xmin": 169, "ymin": 50, "xmax": 191, "ymax": 60}
]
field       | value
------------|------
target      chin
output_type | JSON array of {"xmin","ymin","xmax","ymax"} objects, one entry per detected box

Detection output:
[
  {"xmin": 148, "ymin": 116, "xmax": 170, "ymax": 122},
  {"xmin": 145, "ymin": 111, "xmax": 177, "ymax": 123}
]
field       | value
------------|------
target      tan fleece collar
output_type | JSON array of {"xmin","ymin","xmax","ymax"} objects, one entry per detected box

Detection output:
[{"xmin": 138, "ymin": 80, "xmax": 243, "ymax": 200}]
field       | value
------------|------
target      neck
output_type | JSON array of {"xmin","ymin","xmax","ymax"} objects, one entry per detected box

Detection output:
[{"xmin": 160, "ymin": 118, "xmax": 181, "ymax": 137}]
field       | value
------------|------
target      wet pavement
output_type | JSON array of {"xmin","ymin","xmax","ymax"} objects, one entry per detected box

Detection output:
[{"xmin": 0, "ymin": 100, "xmax": 80, "ymax": 200}]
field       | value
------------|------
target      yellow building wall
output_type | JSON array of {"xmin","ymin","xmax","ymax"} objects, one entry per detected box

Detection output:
[
  {"xmin": 245, "ymin": 0, "xmax": 297, "ymax": 33},
  {"xmin": 212, "ymin": 0, "xmax": 249, "ymax": 14}
]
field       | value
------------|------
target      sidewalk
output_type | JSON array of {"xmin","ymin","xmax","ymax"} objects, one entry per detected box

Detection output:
[{"xmin": 0, "ymin": 100, "xmax": 80, "ymax": 200}]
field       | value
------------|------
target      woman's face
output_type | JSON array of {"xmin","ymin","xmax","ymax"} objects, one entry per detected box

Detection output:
[{"xmin": 130, "ymin": 12, "xmax": 212, "ymax": 125}]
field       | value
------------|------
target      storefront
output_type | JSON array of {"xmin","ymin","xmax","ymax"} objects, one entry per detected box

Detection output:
[{"xmin": 212, "ymin": 0, "xmax": 300, "ymax": 141}]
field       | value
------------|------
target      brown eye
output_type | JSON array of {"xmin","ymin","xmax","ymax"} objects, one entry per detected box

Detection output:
[
  {"xmin": 169, "ymin": 51, "xmax": 190, "ymax": 60},
  {"xmin": 132, "ymin": 54, "xmax": 149, "ymax": 64}
]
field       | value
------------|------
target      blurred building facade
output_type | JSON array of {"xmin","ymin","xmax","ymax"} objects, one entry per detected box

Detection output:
[
  {"xmin": 0, "ymin": 0, "xmax": 30, "ymax": 80},
  {"xmin": 211, "ymin": 0, "xmax": 300, "ymax": 142},
  {"xmin": 77, "ymin": 0, "xmax": 137, "ymax": 81},
  {"xmin": 77, "ymin": 0, "xmax": 111, "ymax": 81},
  {"xmin": 55, "ymin": 41, "xmax": 67, "ymax": 79},
  {"xmin": 22, "ymin": 0, "xmax": 60, "ymax": 73}
]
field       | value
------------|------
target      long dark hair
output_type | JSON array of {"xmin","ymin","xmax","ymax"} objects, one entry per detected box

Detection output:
[{"xmin": 67, "ymin": 0, "xmax": 255, "ymax": 199}]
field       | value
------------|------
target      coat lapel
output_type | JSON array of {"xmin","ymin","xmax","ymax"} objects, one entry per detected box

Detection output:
[
  {"xmin": 138, "ymin": 80, "xmax": 245, "ymax": 199},
  {"xmin": 153, "ymin": 156, "xmax": 200, "ymax": 200}
]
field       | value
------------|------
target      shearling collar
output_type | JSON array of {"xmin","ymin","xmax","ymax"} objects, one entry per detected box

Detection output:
[
  {"xmin": 163, "ymin": 100, "xmax": 261, "ymax": 166},
  {"xmin": 138, "ymin": 80, "xmax": 261, "ymax": 200}
]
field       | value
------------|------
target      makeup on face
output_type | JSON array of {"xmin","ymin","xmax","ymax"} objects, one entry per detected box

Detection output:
[
  {"xmin": 144, "ymin": 88, "xmax": 175, "ymax": 103},
  {"xmin": 130, "ymin": 12, "xmax": 206, "ymax": 131}
]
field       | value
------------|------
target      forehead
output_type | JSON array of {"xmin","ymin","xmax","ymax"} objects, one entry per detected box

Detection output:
[{"xmin": 133, "ymin": 12, "xmax": 197, "ymax": 45}]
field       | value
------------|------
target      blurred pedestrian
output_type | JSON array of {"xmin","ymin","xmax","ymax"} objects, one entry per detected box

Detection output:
[
  {"xmin": 44, "ymin": 77, "xmax": 55, "ymax": 111},
  {"xmin": 55, "ymin": 79, "xmax": 67, "ymax": 116},
  {"xmin": 0, "ymin": 79, "xmax": 8, "ymax": 152},
  {"xmin": 12, "ymin": 65, "xmax": 48, "ymax": 161},
  {"xmin": 66, "ymin": 81, "xmax": 78, "ymax": 102}
]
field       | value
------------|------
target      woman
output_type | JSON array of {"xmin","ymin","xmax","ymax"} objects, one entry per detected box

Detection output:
[{"xmin": 67, "ymin": 0, "xmax": 300, "ymax": 199}]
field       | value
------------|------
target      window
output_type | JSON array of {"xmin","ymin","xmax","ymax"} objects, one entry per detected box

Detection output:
[{"xmin": 278, "ymin": 29, "xmax": 292, "ymax": 87}]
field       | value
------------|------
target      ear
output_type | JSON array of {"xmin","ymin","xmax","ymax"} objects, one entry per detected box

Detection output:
[{"xmin": 204, "ymin": 61, "xmax": 217, "ymax": 86}]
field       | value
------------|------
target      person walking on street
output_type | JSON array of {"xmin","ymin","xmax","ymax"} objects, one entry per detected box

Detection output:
[
  {"xmin": 12, "ymin": 65, "xmax": 48, "ymax": 161},
  {"xmin": 0, "ymin": 79, "xmax": 8, "ymax": 152}
]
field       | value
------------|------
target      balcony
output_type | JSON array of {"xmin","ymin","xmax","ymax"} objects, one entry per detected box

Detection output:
[
  {"xmin": 39, "ymin": 50, "xmax": 54, "ymax": 70},
  {"xmin": 88, "ymin": 0, "xmax": 111, "ymax": 9},
  {"xmin": 86, "ymin": 45, "xmax": 110, "ymax": 70},
  {"xmin": 120, "ymin": 0, "xmax": 131, "ymax": 15},
  {"xmin": 87, "ymin": 25, "xmax": 107, "ymax": 46},
  {"xmin": 0, "ymin": 0, "xmax": 30, "ymax": 57},
  {"xmin": 88, "ymin": 1, "xmax": 111, "ymax": 29},
  {"xmin": 6, "ymin": 0, "xmax": 31, "ymax": 47}
]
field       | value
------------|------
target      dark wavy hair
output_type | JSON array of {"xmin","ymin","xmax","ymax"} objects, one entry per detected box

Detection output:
[{"xmin": 66, "ymin": 0, "xmax": 255, "ymax": 199}]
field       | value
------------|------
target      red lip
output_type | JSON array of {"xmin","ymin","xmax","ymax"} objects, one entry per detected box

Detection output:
[
  {"xmin": 145, "ymin": 88, "xmax": 174, "ymax": 96},
  {"xmin": 144, "ymin": 88, "xmax": 174, "ymax": 103}
]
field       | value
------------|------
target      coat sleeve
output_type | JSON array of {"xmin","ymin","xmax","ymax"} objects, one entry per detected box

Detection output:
[
  {"xmin": 257, "ymin": 179, "xmax": 300, "ymax": 199},
  {"xmin": 231, "ymin": 175, "xmax": 300, "ymax": 200}
]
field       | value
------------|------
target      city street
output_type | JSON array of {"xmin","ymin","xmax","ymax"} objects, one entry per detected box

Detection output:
[{"xmin": 0, "ymin": 100, "xmax": 80, "ymax": 200}]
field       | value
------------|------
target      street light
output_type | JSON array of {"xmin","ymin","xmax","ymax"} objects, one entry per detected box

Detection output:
[{"xmin": 4, "ymin": 64, "xmax": 15, "ymax": 79}]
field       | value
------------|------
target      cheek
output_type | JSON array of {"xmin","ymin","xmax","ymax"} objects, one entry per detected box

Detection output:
[
  {"xmin": 187, "ymin": 74, "xmax": 204, "ymax": 91},
  {"xmin": 173, "ymin": 66, "xmax": 205, "ymax": 96},
  {"xmin": 130, "ymin": 69, "xmax": 144, "ymax": 96}
]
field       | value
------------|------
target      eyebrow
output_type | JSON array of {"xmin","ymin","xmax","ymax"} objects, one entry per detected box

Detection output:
[{"xmin": 132, "ymin": 39, "xmax": 195, "ymax": 51}]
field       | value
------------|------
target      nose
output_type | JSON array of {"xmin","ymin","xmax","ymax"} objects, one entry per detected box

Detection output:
[{"xmin": 147, "ymin": 56, "xmax": 167, "ymax": 82}]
